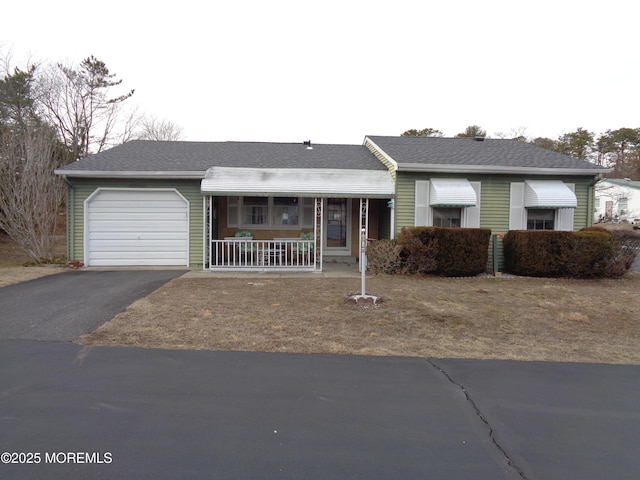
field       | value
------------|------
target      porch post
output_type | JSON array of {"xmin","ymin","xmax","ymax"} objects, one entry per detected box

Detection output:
[
  {"xmin": 389, "ymin": 198, "xmax": 395, "ymax": 240},
  {"xmin": 314, "ymin": 197, "xmax": 323, "ymax": 271},
  {"xmin": 203, "ymin": 196, "xmax": 208, "ymax": 270},
  {"xmin": 359, "ymin": 198, "xmax": 369, "ymax": 272}
]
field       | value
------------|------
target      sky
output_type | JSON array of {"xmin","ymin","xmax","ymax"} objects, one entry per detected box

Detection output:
[{"xmin": 2, "ymin": 0, "xmax": 639, "ymax": 145}]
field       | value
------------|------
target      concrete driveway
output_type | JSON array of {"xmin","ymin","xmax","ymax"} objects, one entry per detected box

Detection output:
[
  {"xmin": 1, "ymin": 342, "xmax": 639, "ymax": 480},
  {"xmin": 0, "ymin": 270, "xmax": 187, "ymax": 341}
]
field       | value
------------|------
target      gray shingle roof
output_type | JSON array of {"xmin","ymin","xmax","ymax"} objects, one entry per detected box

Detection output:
[
  {"xmin": 57, "ymin": 140, "xmax": 386, "ymax": 174},
  {"xmin": 367, "ymin": 135, "xmax": 608, "ymax": 171}
]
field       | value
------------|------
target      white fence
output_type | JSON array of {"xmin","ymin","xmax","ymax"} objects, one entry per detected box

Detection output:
[{"xmin": 210, "ymin": 238, "xmax": 317, "ymax": 271}]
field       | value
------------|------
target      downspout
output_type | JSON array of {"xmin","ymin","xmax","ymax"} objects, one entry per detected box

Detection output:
[
  {"xmin": 202, "ymin": 196, "xmax": 207, "ymax": 270},
  {"xmin": 60, "ymin": 175, "xmax": 74, "ymax": 261},
  {"xmin": 388, "ymin": 198, "xmax": 395, "ymax": 240},
  {"xmin": 588, "ymin": 174, "xmax": 605, "ymax": 226}
]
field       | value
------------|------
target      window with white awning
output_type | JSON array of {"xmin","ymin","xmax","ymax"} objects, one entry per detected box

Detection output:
[
  {"xmin": 524, "ymin": 180, "xmax": 577, "ymax": 209},
  {"xmin": 415, "ymin": 179, "xmax": 481, "ymax": 228},
  {"xmin": 429, "ymin": 178, "xmax": 478, "ymax": 207},
  {"xmin": 509, "ymin": 181, "xmax": 577, "ymax": 231}
]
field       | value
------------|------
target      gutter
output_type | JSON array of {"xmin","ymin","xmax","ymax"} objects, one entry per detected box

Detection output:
[
  {"xmin": 53, "ymin": 170, "xmax": 206, "ymax": 179},
  {"xmin": 57, "ymin": 174, "xmax": 74, "ymax": 260},
  {"xmin": 397, "ymin": 163, "xmax": 613, "ymax": 176}
]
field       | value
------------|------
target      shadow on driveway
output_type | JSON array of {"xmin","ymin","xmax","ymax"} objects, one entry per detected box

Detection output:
[{"xmin": 0, "ymin": 270, "xmax": 187, "ymax": 341}]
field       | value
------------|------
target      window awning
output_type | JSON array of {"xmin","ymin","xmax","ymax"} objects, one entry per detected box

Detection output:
[
  {"xmin": 201, "ymin": 166, "xmax": 395, "ymax": 198},
  {"xmin": 525, "ymin": 180, "xmax": 577, "ymax": 209},
  {"xmin": 429, "ymin": 178, "xmax": 477, "ymax": 206}
]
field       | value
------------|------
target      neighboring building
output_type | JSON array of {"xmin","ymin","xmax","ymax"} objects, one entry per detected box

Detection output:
[
  {"xmin": 594, "ymin": 178, "xmax": 640, "ymax": 224},
  {"xmin": 55, "ymin": 136, "xmax": 610, "ymax": 271}
]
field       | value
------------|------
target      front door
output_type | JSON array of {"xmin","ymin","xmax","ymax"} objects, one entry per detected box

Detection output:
[{"xmin": 324, "ymin": 198, "xmax": 350, "ymax": 254}]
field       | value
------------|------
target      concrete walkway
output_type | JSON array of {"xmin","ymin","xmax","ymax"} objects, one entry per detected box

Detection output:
[{"xmin": 184, "ymin": 257, "xmax": 362, "ymax": 279}]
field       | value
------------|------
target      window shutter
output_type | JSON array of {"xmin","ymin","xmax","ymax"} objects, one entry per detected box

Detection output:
[
  {"xmin": 228, "ymin": 196, "xmax": 239, "ymax": 227},
  {"xmin": 415, "ymin": 181, "xmax": 431, "ymax": 226},
  {"xmin": 509, "ymin": 183, "xmax": 526, "ymax": 230},
  {"xmin": 463, "ymin": 182, "xmax": 481, "ymax": 228},
  {"xmin": 556, "ymin": 183, "xmax": 575, "ymax": 231}
]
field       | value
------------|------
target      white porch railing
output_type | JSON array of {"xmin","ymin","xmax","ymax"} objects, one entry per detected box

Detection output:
[{"xmin": 210, "ymin": 238, "xmax": 317, "ymax": 271}]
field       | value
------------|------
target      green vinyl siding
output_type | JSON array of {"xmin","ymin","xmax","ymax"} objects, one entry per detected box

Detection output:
[
  {"xmin": 66, "ymin": 178, "xmax": 204, "ymax": 267},
  {"xmin": 395, "ymin": 172, "xmax": 597, "ymax": 271},
  {"xmin": 396, "ymin": 172, "xmax": 596, "ymax": 233}
]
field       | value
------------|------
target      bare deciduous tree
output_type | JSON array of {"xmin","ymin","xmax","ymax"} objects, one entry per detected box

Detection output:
[
  {"xmin": 38, "ymin": 55, "xmax": 134, "ymax": 160},
  {"xmin": 0, "ymin": 125, "xmax": 66, "ymax": 261},
  {"xmin": 494, "ymin": 127, "xmax": 529, "ymax": 142},
  {"xmin": 136, "ymin": 115, "xmax": 185, "ymax": 141}
]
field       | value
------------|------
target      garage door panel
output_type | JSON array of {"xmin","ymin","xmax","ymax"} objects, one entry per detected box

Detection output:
[
  {"xmin": 91, "ymin": 251, "xmax": 188, "ymax": 259},
  {"xmin": 89, "ymin": 239, "xmax": 188, "ymax": 250},
  {"xmin": 91, "ymin": 190, "xmax": 179, "ymax": 202},
  {"xmin": 88, "ymin": 232, "xmax": 187, "ymax": 241},
  {"xmin": 86, "ymin": 189, "xmax": 189, "ymax": 266},
  {"xmin": 89, "ymin": 220, "xmax": 188, "ymax": 232},
  {"xmin": 89, "ymin": 231, "xmax": 187, "ymax": 239},
  {"xmin": 87, "ymin": 205, "xmax": 184, "ymax": 218},
  {"xmin": 89, "ymin": 202, "xmax": 189, "ymax": 211},
  {"xmin": 90, "ymin": 258, "xmax": 188, "ymax": 267}
]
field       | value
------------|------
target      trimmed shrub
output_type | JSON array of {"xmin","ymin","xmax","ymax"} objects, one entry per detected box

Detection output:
[
  {"xmin": 366, "ymin": 239, "xmax": 405, "ymax": 275},
  {"xmin": 434, "ymin": 228, "xmax": 491, "ymax": 276},
  {"xmin": 606, "ymin": 229, "xmax": 640, "ymax": 276},
  {"xmin": 396, "ymin": 227, "xmax": 438, "ymax": 274},
  {"xmin": 390, "ymin": 227, "xmax": 491, "ymax": 277},
  {"xmin": 504, "ymin": 228, "xmax": 634, "ymax": 278},
  {"xmin": 566, "ymin": 230, "xmax": 618, "ymax": 278},
  {"xmin": 504, "ymin": 231, "xmax": 572, "ymax": 277}
]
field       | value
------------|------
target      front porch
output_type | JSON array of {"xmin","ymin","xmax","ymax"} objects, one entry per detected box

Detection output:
[
  {"xmin": 200, "ymin": 165, "xmax": 395, "ymax": 272},
  {"xmin": 210, "ymin": 237, "xmax": 316, "ymax": 271},
  {"xmin": 204, "ymin": 197, "xmax": 383, "ymax": 272}
]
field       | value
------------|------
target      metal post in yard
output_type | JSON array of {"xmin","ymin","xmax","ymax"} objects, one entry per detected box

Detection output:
[{"xmin": 361, "ymin": 227, "xmax": 366, "ymax": 296}]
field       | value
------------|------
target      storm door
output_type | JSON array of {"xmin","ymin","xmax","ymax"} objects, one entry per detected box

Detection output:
[{"xmin": 324, "ymin": 198, "xmax": 350, "ymax": 254}]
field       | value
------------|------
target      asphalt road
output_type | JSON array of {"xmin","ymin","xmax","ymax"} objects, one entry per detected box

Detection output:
[
  {"xmin": 1, "ymin": 269, "xmax": 639, "ymax": 479},
  {"xmin": 1, "ymin": 341, "xmax": 639, "ymax": 480},
  {"xmin": 0, "ymin": 270, "xmax": 187, "ymax": 341}
]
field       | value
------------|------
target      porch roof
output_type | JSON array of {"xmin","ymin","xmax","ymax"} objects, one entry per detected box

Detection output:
[{"xmin": 201, "ymin": 166, "xmax": 395, "ymax": 198}]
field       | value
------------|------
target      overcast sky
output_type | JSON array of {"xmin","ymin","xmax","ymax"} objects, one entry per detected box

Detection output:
[{"xmin": 2, "ymin": 0, "xmax": 639, "ymax": 145}]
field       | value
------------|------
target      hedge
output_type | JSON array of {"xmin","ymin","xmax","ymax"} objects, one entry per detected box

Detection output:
[
  {"xmin": 503, "ymin": 227, "xmax": 634, "ymax": 278},
  {"xmin": 367, "ymin": 227, "xmax": 492, "ymax": 277}
]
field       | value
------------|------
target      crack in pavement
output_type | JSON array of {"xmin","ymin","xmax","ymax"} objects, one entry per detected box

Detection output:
[{"xmin": 428, "ymin": 360, "xmax": 530, "ymax": 480}]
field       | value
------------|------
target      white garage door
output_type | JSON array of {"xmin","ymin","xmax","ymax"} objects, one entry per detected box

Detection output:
[{"xmin": 85, "ymin": 189, "xmax": 189, "ymax": 266}]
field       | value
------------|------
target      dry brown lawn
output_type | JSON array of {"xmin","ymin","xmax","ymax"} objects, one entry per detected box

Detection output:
[
  {"xmin": 3, "ymin": 229, "xmax": 640, "ymax": 365},
  {"xmin": 0, "ymin": 233, "xmax": 66, "ymax": 287},
  {"xmin": 77, "ymin": 273, "xmax": 640, "ymax": 365}
]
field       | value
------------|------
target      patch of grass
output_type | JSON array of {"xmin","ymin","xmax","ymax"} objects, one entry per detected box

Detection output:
[
  {"xmin": 0, "ymin": 259, "xmax": 24, "ymax": 268},
  {"xmin": 78, "ymin": 274, "xmax": 640, "ymax": 365},
  {"xmin": 22, "ymin": 256, "xmax": 68, "ymax": 266}
]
